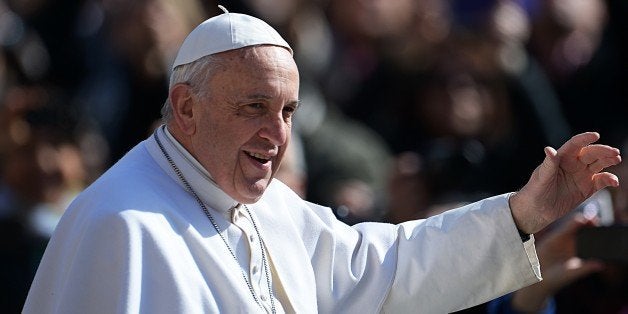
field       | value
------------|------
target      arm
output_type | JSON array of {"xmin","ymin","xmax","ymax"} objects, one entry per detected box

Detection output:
[
  {"xmin": 381, "ymin": 194, "xmax": 542, "ymax": 313},
  {"xmin": 510, "ymin": 132, "xmax": 621, "ymax": 235}
]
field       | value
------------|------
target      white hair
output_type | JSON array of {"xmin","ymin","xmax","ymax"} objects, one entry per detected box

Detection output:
[
  {"xmin": 161, "ymin": 45, "xmax": 288, "ymax": 123},
  {"xmin": 160, "ymin": 54, "xmax": 223, "ymax": 123}
]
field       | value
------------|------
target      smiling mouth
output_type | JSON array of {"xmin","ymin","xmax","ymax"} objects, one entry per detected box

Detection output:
[{"xmin": 246, "ymin": 151, "xmax": 271, "ymax": 164}]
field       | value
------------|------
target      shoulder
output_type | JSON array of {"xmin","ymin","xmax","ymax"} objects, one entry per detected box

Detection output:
[
  {"xmin": 85, "ymin": 142, "xmax": 176, "ymax": 205},
  {"xmin": 260, "ymin": 180, "xmax": 349, "ymax": 232},
  {"xmin": 264, "ymin": 180, "xmax": 334, "ymax": 215},
  {"xmin": 58, "ymin": 142, "xmax": 186, "ymax": 235}
]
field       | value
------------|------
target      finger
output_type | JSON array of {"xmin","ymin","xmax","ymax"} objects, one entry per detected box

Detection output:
[
  {"xmin": 537, "ymin": 146, "xmax": 559, "ymax": 180},
  {"xmin": 578, "ymin": 144, "xmax": 621, "ymax": 165},
  {"xmin": 592, "ymin": 172, "xmax": 620, "ymax": 190},
  {"xmin": 557, "ymin": 132, "xmax": 601, "ymax": 157},
  {"xmin": 572, "ymin": 211, "xmax": 601, "ymax": 226},
  {"xmin": 557, "ymin": 214, "xmax": 592, "ymax": 236},
  {"xmin": 587, "ymin": 155, "xmax": 622, "ymax": 173},
  {"xmin": 563, "ymin": 257, "xmax": 605, "ymax": 281}
]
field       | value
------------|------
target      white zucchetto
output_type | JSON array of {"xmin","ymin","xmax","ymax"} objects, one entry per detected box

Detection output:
[{"xmin": 172, "ymin": 6, "xmax": 292, "ymax": 69}]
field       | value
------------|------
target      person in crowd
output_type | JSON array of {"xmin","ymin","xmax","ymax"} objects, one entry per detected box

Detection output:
[
  {"xmin": 0, "ymin": 86, "xmax": 89, "ymax": 314},
  {"xmin": 23, "ymin": 8, "xmax": 621, "ymax": 313},
  {"xmin": 528, "ymin": 0, "xmax": 628, "ymax": 146}
]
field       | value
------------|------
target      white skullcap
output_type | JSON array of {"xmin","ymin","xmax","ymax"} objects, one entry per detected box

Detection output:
[{"xmin": 172, "ymin": 5, "xmax": 292, "ymax": 69}]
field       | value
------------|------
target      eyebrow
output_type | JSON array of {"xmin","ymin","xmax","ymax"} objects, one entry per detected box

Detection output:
[
  {"xmin": 245, "ymin": 94, "xmax": 272, "ymax": 101},
  {"xmin": 244, "ymin": 94, "xmax": 301, "ymax": 107}
]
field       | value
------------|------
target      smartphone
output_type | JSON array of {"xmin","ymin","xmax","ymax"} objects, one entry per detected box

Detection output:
[{"xmin": 576, "ymin": 226, "xmax": 628, "ymax": 263}]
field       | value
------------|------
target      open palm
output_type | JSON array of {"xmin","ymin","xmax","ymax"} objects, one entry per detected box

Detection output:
[{"xmin": 510, "ymin": 132, "xmax": 621, "ymax": 234}]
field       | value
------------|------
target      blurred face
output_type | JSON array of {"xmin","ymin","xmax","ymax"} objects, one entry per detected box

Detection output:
[
  {"xmin": 418, "ymin": 74, "xmax": 489, "ymax": 138},
  {"xmin": 189, "ymin": 46, "xmax": 299, "ymax": 203},
  {"xmin": 331, "ymin": 0, "xmax": 415, "ymax": 39}
]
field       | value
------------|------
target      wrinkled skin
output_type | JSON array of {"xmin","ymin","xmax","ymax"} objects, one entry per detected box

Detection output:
[
  {"xmin": 168, "ymin": 46, "xmax": 300, "ymax": 203},
  {"xmin": 510, "ymin": 132, "xmax": 621, "ymax": 234}
]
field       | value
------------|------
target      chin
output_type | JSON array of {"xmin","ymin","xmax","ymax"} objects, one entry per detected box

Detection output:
[
  {"xmin": 237, "ymin": 192, "xmax": 264, "ymax": 204},
  {"xmin": 238, "ymin": 182, "xmax": 271, "ymax": 204}
]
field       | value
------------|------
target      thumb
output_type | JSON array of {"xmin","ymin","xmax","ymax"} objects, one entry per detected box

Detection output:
[
  {"xmin": 537, "ymin": 146, "xmax": 559, "ymax": 182},
  {"xmin": 564, "ymin": 257, "xmax": 605, "ymax": 282},
  {"xmin": 546, "ymin": 258, "xmax": 604, "ymax": 292},
  {"xmin": 559, "ymin": 214, "xmax": 594, "ymax": 237}
]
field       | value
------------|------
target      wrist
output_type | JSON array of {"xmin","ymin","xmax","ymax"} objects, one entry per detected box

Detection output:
[
  {"xmin": 507, "ymin": 193, "xmax": 532, "ymax": 242},
  {"xmin": 508, "ymin": 191, "xmax": 545, "ymax": 235}
]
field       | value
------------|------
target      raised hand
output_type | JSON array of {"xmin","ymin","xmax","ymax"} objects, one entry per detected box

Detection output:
[{"xmin": 510, "ymin": 132, "xmax": 621, "ymax": 234}]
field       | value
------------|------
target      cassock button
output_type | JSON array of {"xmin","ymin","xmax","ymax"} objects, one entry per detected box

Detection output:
[
  {"xmin": 252, "ymin": 265, "xmax": 259, "ymax": 274},
  {"xmin": 249, "ymin": 234, "xmax": 256, "ymax": 242},
  {"xmin": 260, "ymin": 294, "xmax": 268, "ymax": 301}
]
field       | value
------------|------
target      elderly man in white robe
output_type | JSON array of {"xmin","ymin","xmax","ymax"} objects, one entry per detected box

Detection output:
[{"xmin": 23, "ymin": 7, "xmax": 621, "ymax": 314}]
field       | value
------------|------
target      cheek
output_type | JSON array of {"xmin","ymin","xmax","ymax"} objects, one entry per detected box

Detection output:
[
  {"xmin": 273, "ymin": 143, "xmax": 290, "ymax": 172},
  {"xmin": 194, "ymin": 122, "xmax": 235, "ymax": 171},
  {"xmin": 201, "ymin": 123, "xmax": 253, "ymax": 170}
]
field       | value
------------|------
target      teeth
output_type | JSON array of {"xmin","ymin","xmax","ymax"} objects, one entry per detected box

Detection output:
[{"xmin": 248, "ymin": 152, "xmax": 271, "ymax": 160}]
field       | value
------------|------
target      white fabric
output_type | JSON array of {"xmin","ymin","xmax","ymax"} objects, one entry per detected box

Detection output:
[
  {"xmin": 172, "ymin": 11, "xmax": 292, "ymax": 69},
  {"xmin": 24, "ymin": 127, "xmax": 541, "ymax": 314},
  {"xmin": 163, "ymin": 126, "xmax": 214, "ymax": 181}
]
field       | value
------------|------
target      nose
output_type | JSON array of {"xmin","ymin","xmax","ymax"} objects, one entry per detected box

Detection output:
[{"xmin": 258, "ymin": 113, "xmax": 288, "ymax": 146}]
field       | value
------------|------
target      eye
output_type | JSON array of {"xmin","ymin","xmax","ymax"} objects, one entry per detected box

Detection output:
[
  {"xmin": 282, "ymin": 105, "xmax": 298, "ymax": 120},
  {"xmin": 240, "ymin": 103, "xmax": 266, "ymax": 116},
  {"xmin": 249, "ymin": 103, "xmax": 264, "ymax": 110}
]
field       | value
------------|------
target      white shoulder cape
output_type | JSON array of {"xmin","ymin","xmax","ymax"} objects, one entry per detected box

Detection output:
[{"xmin": 24, "ymin": 135, "xmax": 540, "ymax": 313}]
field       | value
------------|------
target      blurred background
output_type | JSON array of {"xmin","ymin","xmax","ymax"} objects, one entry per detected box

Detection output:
[{"xmin": 0, "ymin": 0, "xmax": 626, "ymax": 312}]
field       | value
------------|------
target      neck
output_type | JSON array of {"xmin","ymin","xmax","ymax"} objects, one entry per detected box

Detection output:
[{"xmin": 166, "ymin": 123, "xmax": 193, "ymax": 152}]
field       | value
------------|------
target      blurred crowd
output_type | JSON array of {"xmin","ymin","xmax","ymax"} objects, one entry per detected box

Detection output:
[{"xmin": 0, "ymin": 0, "xmax": 626, "ymax": 312}]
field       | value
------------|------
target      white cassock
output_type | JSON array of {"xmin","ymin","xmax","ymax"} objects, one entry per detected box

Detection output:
[{"xmin": 23, "ymin": 126, "xmax": 541, "ymax": 314}]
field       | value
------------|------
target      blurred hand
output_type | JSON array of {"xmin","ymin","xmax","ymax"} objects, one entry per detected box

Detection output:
[
  {"xmin": 510, "ymin": 132, "xmax": 621, "ymax": 234},
  {"xmin": 511, "ymin": 215, "xmax": 605, "ymax": 312}
]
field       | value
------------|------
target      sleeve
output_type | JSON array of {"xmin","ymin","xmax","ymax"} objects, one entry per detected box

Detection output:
[
  {"xmin": 304, "ymin": 193, "xmax": 542, "ymax": 313},
  {"xmin": 380, "ymin": 194, "xmax": 542, "ymax": 313}
]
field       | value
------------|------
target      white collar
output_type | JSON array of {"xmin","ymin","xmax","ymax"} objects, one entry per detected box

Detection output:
[
  {"xmin": 163, "ymin": 126, "xmax": 213, "ymax": 180},
  {"xmin": 148, "ymin": 125, "xmax": 238, "ymax": 215}
]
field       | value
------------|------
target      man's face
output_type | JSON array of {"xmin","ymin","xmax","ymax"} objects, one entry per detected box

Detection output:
[{"xmin": 190, "ymin": 46, "xmax": 299, "ymax": 203}]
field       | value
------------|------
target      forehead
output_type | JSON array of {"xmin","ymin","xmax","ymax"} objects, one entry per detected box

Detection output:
[
  {"xmin": 215, "ymin": 46, "xmax": 298, "ymax": 80},
  {"xmin": 203, "ymin": 46, "xmax": 299, "ymax": 103}
]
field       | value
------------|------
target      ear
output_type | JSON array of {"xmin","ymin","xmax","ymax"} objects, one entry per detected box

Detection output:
[{"xmin": 170, "ymin": 83, "xmax": 196, "ymax": 136}]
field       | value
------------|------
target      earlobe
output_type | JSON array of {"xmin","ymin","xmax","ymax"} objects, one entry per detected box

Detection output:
[{"xmin": 170, "ymin": 83, "xmax": 196, "ymax": 135}]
